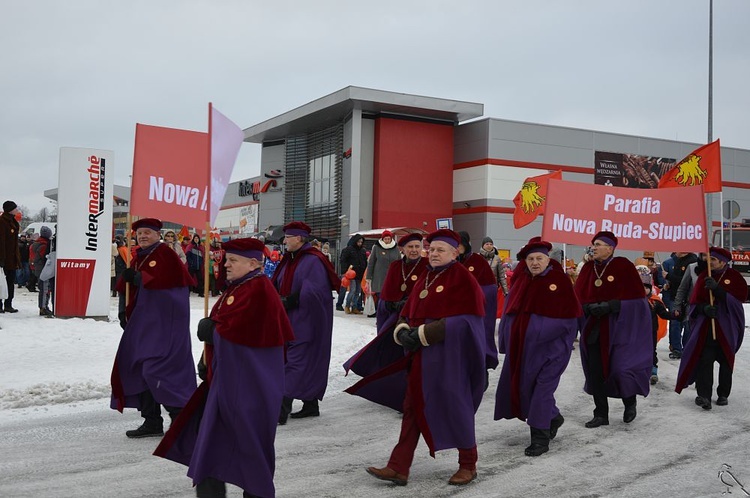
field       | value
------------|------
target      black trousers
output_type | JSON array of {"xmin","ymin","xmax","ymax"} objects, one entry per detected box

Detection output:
[
  {"xmin": 3, "ymin": 266, "xmax": 15, "ymax": 307},
  {"xmin": 695, "ymin": 336, "xmax": 732, "ymax": 399},
  {"xmin": 139, "ymin": 390, "xmax": 180, "ymax": 429},
  {"xmin": 586, "ymin": 329, "xmax": 635, "ymax": 418},
  {"xmin": 195, "ymin": 477, "xmax": 258, "ymax": 498}
]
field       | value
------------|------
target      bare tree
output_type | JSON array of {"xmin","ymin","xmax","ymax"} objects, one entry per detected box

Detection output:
[{"xmin": 33, "ymin": 207, "xmax": 49, "ymax": 222}]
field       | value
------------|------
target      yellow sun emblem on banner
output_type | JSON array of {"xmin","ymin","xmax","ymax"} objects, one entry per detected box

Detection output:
[
  {"xmin": 520, "ymin": 180, "xmax": 545, "ymax": 213},
  {"xmin": 673, "ymin": 154, "xmax": 707, "ymax": 186}
]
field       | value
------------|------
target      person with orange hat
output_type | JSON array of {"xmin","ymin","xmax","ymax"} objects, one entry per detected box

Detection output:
[
  {"xmin": 675, "ymin": 246, "xmax": 746, "ymax": 410},
  {"xmin": 350, "ymin": 229, "xmax": 486, "ymax": 487},
  {"xmin": 574, "ymin": 231, "xmax": 651, "ymax": 429},
  {"xmin": 110, "ymin": 217, "xmax": 197, "ymax": 439},
  {"xmin": 272, "ymin": 221, "xmax": 339, "ymax": 424},
  {"xmin": 155, "ymin": 237, "xmax": 294, "ymax": 498},
  {"xmin": 494, "ymin": 237, "xmax": 581, "ymax": 457}
]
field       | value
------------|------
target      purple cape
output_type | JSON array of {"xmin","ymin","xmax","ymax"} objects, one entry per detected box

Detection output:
[
  {"xmin": 576, "ymin": 258, "xmax": 652, "ymax": 399},
  {"xmin": 342, "ymin": 311, "xmax": 402, "ymax": 377},
  {"xmin": 346, "ymin": 314, "xmax": 485, "ymax": 454},
  {"xmin": 273, "ymin": 246, "xmax": 334, "ymax": 400},
  {"xmin": 494, "ymin": 313, "xmax": 577, "ymax": 427},
  {"xmin": 676, "ymin": 268, "xmax": 746, "ymax": 393},
  {"xmin": 110, "ymin": 283, "xmax": 195, "ymax": 411},
  {"xmin": 155, "ymin": 274, "xmax": 289, "ymax": 497}
]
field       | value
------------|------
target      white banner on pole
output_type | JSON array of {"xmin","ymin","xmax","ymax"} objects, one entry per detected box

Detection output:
[{"xmin": 55, "ymin": 148, "xmax": 114, "ymax": 318}]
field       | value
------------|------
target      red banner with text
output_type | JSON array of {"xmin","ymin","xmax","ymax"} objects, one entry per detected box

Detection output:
[
  {"xmin": 130, "ymin": 124, "xmax": 209, "ymax": 229},
  {"xmin": 541, "ymin": 179, "xmax": 707, "ymax": 252}
]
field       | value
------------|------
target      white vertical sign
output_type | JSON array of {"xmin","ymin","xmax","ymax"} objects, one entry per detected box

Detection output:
[{"xmin": 55, "ymin": 148, "xmax": 114, "ymax": 318}]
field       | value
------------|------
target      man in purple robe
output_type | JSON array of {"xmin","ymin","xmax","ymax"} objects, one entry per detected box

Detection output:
[
  {"xmin": 349, "ymin": 229, "xmax": 486, "ymax": 487},
  {"xmin": 494, "ymin": 237, "xmax": 581, "ymax": 456},
  {"xmin": 272, "ymin": 221, "xmax": 339, "ymax": 424},
  {"xmin": 458, "ymin": 231, "xmax": 499, "ymax": 377},
  {"xmin": 343, "ymin": 233, "xmax": 428, "ymax": 378},
  {"xmin": 676, "ymin": 246, "xmax": 746, "ymax": 410},
  {"xmin": 575, "ymin": 231, "xmax": 651, "ymax": 428},
  {"xmin": 111, "ymin": 217, "xmax": 196, "ymax": 438},
  {"xmin": 155, "ymin": 237, "xmax": 294, "ymax": 498}
]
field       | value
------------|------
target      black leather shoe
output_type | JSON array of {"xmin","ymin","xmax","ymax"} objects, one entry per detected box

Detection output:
[
  {"xmin": 695, "ymin": 396, "xmax": 712, "ymax": 410},
  {"xmin": 125, "ymin": 423, "xmax": 163, "ymax": 438},
  {"xmin": 290, "ymin": 401, "xmax": 319, "ymax": 419},
  {"xmin": 623, "ymin": 405, "xmax": 637, "ymax": 423},
  {"xmin": 716, "ymin": 396, "xmax": 728, "ymax": 406},
  {"xmin": 4, "ymin": 306, "xmax": 18, "ymax": 313},
  {"xmin": 549, "ymin": 414, "xmax": 565, "ymax": 439},
  {"xmin": 585, "ymin": 416, "xmax": 609, "ymax": 428}
]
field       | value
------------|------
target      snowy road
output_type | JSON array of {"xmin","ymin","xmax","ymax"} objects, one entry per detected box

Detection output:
[{"xmin": 0, "ymin": 291, "xmax": 748, "ymax": 497}]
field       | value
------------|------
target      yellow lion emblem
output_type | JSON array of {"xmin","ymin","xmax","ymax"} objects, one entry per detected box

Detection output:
[
  {"xmin": 672, "ymin": 154, "xmax": 707, "ymax": 186},
  {"xmin": 519, "ymin": 180, "xmax": 545, "ymax": 213}
]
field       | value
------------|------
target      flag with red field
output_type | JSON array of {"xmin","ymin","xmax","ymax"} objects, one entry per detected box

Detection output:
[
  {"xmin": 512, "ymin": 170, "xmax": 562, "ymax": 229},
  {"xmin": 657, "ymin": 139, "xmax": 721, "ymax": 193}
]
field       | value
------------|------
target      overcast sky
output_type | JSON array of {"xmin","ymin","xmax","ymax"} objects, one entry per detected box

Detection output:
[{"xmin": 2, "ymin": 0, "xmax": 749, "ymax": 215}]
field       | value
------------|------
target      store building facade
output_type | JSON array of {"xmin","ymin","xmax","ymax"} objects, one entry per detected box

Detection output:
[{"xmin": 243, "ymin": 86, "xmax": 750, "ymax": 262}]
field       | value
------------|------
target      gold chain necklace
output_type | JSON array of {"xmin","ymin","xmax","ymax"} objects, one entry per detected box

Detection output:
[
  {"xmin": 593, "ymin": 259, "xmax": 613, "ymax": 287},
  {"xmin": 419, "ymin": 267, "xmax": 448, "ymax": 299},
  {"xmin": 216, "ymin": 272, "xmax": 262, "ymax": 311},
  {"xmin": 400, "ymin": 259, "xmax": 420, "ymax": 292}
]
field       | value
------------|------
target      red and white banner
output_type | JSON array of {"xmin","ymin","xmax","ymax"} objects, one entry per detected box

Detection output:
[
  {"xmin": 541, "ymin": 179, "xmax": 707, "ymax": 252},
  {"xmin": 55, "ymin": 148, "xmax": 115, "ymax": 318},
  {"xmin": 130, "ymin": 124, "xmax": 209, "ymax": 229}
]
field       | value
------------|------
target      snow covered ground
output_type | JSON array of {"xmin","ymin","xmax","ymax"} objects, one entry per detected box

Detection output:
[{"xmin": 0, "ymin": 287, "xmax": 749, "ymax": 497}]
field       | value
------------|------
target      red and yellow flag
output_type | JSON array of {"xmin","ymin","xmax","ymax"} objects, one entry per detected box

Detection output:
[
  {"xmin": 512, "ymin": 170, "xmax": 562, "ymax": 229},
  {"xmin": 657, "ymin": 139, "xmax": 721, "ymax": 193}
]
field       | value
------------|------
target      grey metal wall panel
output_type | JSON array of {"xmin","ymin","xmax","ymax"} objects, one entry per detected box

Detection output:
[{"xmin": 454, "ymin": 119, "xmax": 490, "ymax": 163}]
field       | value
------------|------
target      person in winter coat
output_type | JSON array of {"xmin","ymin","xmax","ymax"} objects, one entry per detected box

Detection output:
[
  {"xmin": 16, "ymin": 234, "xmax": 31, "ymax": 288},
  {"xmin": 339, "ymin": 234, "xmax": 368, "ymax": 314},
  {"xmin": 163, "ymin": 230, "xmax": 187, "ymax": 265},
  {"xmin": 185, "ymin": 234, "xmax": 205, "ymax": 296},
  {"xmin": 673, "ymin": 252, "xmax": 708, "ymax": 346},
  {"xmin": 365, "ymin": 230, "xmax": 401, "ymax": 315},
  {"xmin": 31, "ymin": 226, "xmax": 53, "ymax": 316},
  {"xmin": 0, "ymin": 201, "xmax": 21, "ymax": 313},
  {"xmin": 479, "ymin": 237, "xmax": 509, "ymax": 297}
]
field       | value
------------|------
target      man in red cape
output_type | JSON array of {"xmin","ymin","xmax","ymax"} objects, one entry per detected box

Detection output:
[
  {"xmin": 574, "ymin": 231, "xmax": 651, "ymax": 429},
  {"xmin": 154, "ymin": 237, "xmax": 294, "ymax": 498},
  {"xmin": 111, "ymin": 217, "xmax": 196, "ymax": 438},
  {"xmin": 675, "ymin": 246, "xmax": 746, "ymax": 410},
  {"xmin": 350, "ymin": 229, "xmax": 485, "ymax": 487},
  {"xmin": 494, "ymin": 237, "xmax": 581, "ymax": 456},
  {"xmin": 343, "ymin": 233, "xmax": 428, "ymax": 378},
  {"xmin": 272, "ymin": 221, "xmax": 339, "ymax": 424}
]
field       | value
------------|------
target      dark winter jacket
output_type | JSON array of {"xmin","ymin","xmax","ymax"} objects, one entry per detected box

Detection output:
[
  {"xmin": 0, "ymin": 212, "xmax": 21, "ymax": 271},
  {"xmin": 666, "ymin": 253, "xmax": 698, "ymax": 299},
  {"xmin": 18, "ymin": 239, "xmax": 30, "ymax": 264},
  {"xmin": 339, "ymin": 234, "xmax": 368, "ymax": 280}
]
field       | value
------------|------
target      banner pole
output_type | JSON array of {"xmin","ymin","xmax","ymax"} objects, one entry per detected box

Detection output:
[
  {"xmin": 704, "ymin": 188, "xmax": 716, "ymax": 341},
  {"xmin": 125, "ymin": 214, "xmax": 134, "ymax": 308},
  {"xmin": 203, "ymin": 223, "xmax": 211, "ymax": 318}
]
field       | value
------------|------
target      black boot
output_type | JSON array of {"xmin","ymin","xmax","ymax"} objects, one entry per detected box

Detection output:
[
  {"xmin": 278, "ymin": 396, "xmax": 293, "ymax": 425},
  {"xmin": 525, "ymin": 427, "xmax": 550, "ymax": 456},
  {"xmin": 623, "ymin": 400, "xmax": 637, "ymax": 423},
  {"xmin": 196, "ymin": 477, "xmax": 227, "ymax": 497},
  {"xmin": 549, "ymin": 413, "xmax": 565, "ymax": 440},
  {"xmin": 290, "ymin": 399, "xmax": 320, "ymax": 419},
  {"xmin": 125, "ymin": 422, "xmax": 164, "ymax": 438}
]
